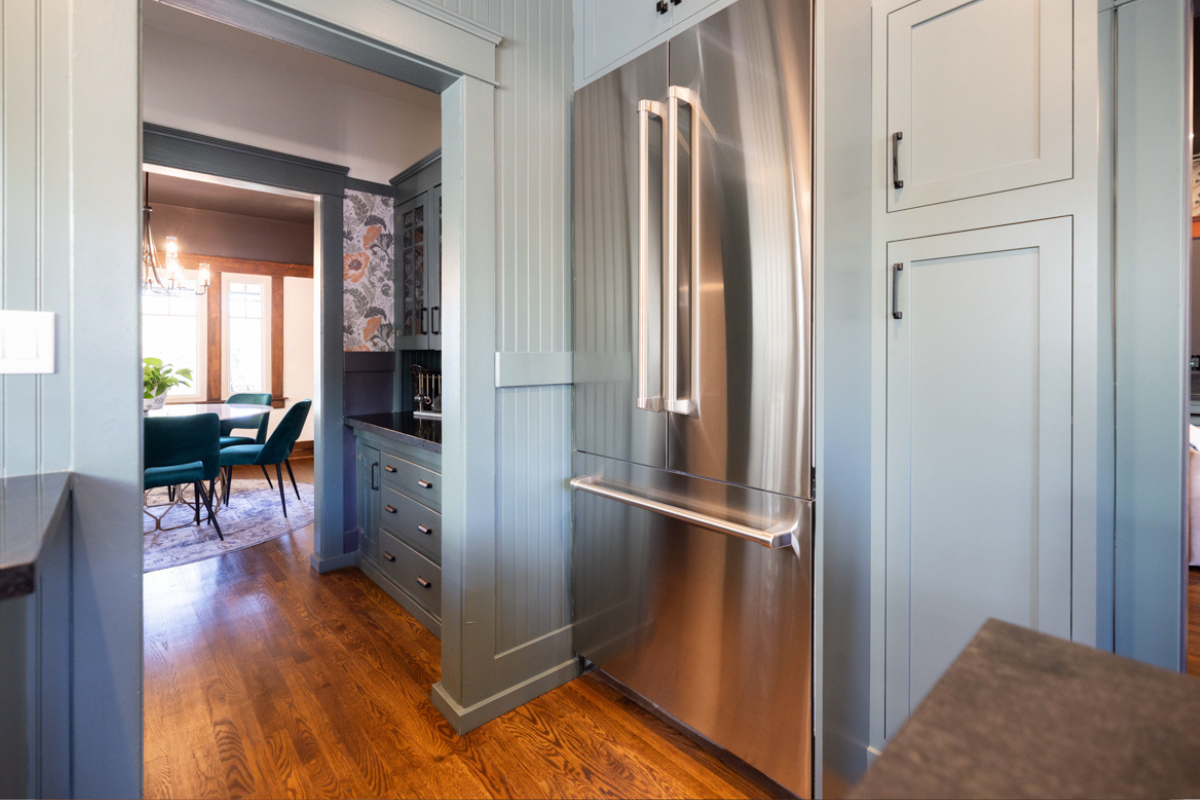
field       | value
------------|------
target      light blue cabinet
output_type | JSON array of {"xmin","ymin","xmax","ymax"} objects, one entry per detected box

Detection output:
[
  {"xmin": 574, "ymin": 0, "xmax": 723, "ymax": 87},
  {"xmin": 885, "ymin": 218, "xmax": 1074, "ymax": 738}
]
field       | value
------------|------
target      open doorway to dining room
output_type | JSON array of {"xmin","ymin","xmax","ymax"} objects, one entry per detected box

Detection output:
[{"xmin": 139, "ymin": 166, "xmax": 322, "ymax": 571}]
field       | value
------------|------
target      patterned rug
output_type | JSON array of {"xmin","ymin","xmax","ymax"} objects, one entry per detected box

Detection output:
[{"xmin": 142, "ymin": 477, "xmax": 315, "ymax": 573}]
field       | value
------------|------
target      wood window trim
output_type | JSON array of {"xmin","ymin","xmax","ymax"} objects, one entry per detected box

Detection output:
[
  {"xmin": 186, "ymin": 253, "xmax": 312, "ymax": 403},
  {"xmin": 1192, "ymin": 216, "xmax": 1200, "ymax": 239}
]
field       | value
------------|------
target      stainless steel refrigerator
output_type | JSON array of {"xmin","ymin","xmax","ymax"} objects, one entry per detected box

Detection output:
[{"xmin": 571, "ymin": 0, "xmax": 814, "ymax": 795}]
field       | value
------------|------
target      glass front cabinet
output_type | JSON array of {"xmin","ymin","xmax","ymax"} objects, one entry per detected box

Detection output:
[{"xmin": 393, "ymin": 152, "xmax": 442, "ymax": 351}]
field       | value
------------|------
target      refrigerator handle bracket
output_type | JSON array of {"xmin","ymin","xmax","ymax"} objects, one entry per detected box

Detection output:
[
  {"xmin": 637, "ymin": 98, "xmax": 667, "ymax": 413},
  {"xmin": 666, "ymin": 86, "xmax": 704, "ymax": 417}
]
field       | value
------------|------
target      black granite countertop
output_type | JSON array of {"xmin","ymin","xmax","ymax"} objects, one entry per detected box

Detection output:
[
  {"xmin": 851, "ymin": 618, "xmax": 1200, "ymax": 799},
  {"xmin": 0, "ymin": 472, "xmax": 71, "ymax": 600},
  {"xmin": 345, "ymin": 413, "xmax": 441, "ymax": 454}
]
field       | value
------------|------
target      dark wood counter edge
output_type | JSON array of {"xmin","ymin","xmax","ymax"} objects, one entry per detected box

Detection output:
[
  {"xmin": 344, "ymin": 416, "xmax": 442, "ymax": 455},
  {"xmin": 0, "ymin": 471, "xmax": 72, "ymax": 600}
]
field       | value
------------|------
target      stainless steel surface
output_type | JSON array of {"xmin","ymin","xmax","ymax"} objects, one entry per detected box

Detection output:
[
  {"xmin": 574, "ymin": 44, "xmax": 669, "ymax": 469},
  {"xmin": 572, "ymin": 452, "xmax": 813, "ymax": 796},
  {"xmin": 892, "ymin": 131, "xmax": 904, "ymax": 189},
  {"xmin": 571, "ymin": 475, "xmax": 796, "ymax": 548},
  {"xmin": 571, "ymin": 1, "xmax": 814, "ymax": 794},
  {"xmin": 892, "ymin": 263, "xmax": 903, "ymax": 320},
  {"xmin": 665, "ymin": 0, "xmax": 813, "ymax": 496},
  {"xmin": 637, "ymin": 98, "xmax": 668, "ymax": 413}
]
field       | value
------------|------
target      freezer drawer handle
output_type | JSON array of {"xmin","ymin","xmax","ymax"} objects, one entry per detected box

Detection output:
[{"xmin": 570, "ymin": 475, "xmax": 794, "ymax": 549}]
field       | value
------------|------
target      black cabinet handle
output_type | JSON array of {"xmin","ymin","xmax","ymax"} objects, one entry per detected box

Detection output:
[
  {"xmin": 420, "ymin": 306, "xmax": 428, "ymax": 335},
  {"xmin": 417, "ymin": 576, "xmax": 432, "ymax": 589},
  {"xmin": 431, "ymin": 306, "xmax": 440, "ymax": 336},
  {"xmin": 385, "ymin": 505, "xmax": 397, "ymax": 514},
  {"xmin": 383, "ymin": 551, "xmax": 396, "ymax": 562},
  {"xmin": 656, "ymin": 0, "xmax": 668, "ymax": 12},
  {"xmin": 892, "ymin": 132, "xmax": 904, "ymax": 189},
  {"xmin": 892, "ymin": 263, "xmax": 904, "ymax": 320},
  {"xmin": 384, "ymin": 465, "xmax": 397, "ymax": 473},
  {"xmin": 370, "ymin": 462, "xmax": 380, "ymax": 491},
  {"xmin": 417, "ymin": 524, "xmax": 432, "ymax": 535}
]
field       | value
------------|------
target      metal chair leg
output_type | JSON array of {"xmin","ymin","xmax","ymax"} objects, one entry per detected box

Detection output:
[
  {"xmin": 261, "ymin": 464, "xmax": 274, "ymax": 488},
  {"xmin": 285, "ymin": 458, "xmax": 301, "ymax": 501},
  {"xmin": 197, "ymin": 482, "xmax": 223, "ymax": 540},
  {"xmin": 275, "ymin": 462, "xmax": 288, "ymax": 518},
  {"xmin": 224, "ymin": 466, "xmax": 233, "ymax": 506},
  {"xmin": 192, "ymin": 482, "xmax": 201, "ymax": 525}
]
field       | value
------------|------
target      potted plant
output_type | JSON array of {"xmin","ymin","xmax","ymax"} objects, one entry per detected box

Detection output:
[{"xmin": 143, "ymin": 358, "xmax": 193, "ymax": 412}]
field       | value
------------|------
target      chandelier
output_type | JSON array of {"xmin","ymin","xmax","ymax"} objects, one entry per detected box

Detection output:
[{"xmin": 142, "ymin": 172, "xmax": 210, "ymax": 295}]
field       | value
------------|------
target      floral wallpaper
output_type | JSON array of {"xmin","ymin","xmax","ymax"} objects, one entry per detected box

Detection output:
[{"xmin": 343, "ymin": 189, "xmax": 395, "ymax": 351}]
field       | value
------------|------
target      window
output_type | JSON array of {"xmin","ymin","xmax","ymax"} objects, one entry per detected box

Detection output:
[
  {"xmin": 222, "ymin": 274, "xmax": 271, "ymax": 395},
  {"xmin": 141, "ymin": 273, "xmax": 206, "ymax": 402}
]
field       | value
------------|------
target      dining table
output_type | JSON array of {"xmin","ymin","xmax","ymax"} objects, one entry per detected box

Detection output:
[{"xmin": 145, "ymin": 402, "xmax": 273, "ymax": 516}]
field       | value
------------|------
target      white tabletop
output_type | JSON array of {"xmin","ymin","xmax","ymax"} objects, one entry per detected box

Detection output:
[{"xmin": 146, "ymin": 402, "xmax": 272, "ymax": 422}]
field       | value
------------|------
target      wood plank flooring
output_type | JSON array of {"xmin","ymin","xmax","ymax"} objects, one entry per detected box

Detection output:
[
  {"xmin": 1189, "ymin": 568, "xmax": 1200, "ymax": 677},
  {"xmin": 144, "ymin": 461, "xmax": 767, "ymax": 800}
]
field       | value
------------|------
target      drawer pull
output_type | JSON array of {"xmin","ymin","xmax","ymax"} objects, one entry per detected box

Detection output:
[
  {"xmin": 417, "ymin": 479, "xmax": 433, "ymax": 489},
  {"xmin": 417, "ymin": 524, "xmax": 432, "ymax": 535},
  {"xmin": 417, "ymin": 576, "xmax": 432, "ymax": 588},
  {"xmin": 384, "ymin": 465, "xmax": 397, "ymax": 473},
  {"xmin": 385, "ymin": 505, "xmax": 397, "ymax": 514},
  {"xmin": 383, "ymin": 551, "xmax": 396, "ymax": 562}
]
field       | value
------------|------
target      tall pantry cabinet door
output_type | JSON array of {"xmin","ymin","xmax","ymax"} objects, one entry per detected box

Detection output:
[
  {"xmin": 886, "ymin": 0, "xmax": 1073, "ymax": 212},
  {"xmin": 884, "ymin": 218, "xmax": 1073, "ymax": 738}
]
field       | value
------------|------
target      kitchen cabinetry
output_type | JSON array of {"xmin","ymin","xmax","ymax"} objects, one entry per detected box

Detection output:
[
  {"xmin": 393, "ymin": 152, "xmax": 442, "ymax": 351},
  {"xmin": 351, "ymin": 424, "xmax": 443, "ymax": 637},
  {"xmin": 885, "ymin": 0, "xmax": 1072, "ymax": 212},
  {"xmin": 884, "ymin": 218, "xmax": 1073, "ymax": 737},
  {"xmin": 574, "ymin": 0, "xmax": 722, "ymax": 88}
]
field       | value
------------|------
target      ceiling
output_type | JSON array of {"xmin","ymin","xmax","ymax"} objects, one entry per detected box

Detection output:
[
  {"xmin": 145, "ymin": 171, "xmax": 316, "ymax": 224},
  {"xmin": 142, "ymin": 0, "xmax": 441, "ymax": 112}
]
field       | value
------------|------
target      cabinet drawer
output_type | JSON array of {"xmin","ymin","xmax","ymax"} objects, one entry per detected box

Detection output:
[
  {"xmin": 380, "ymin": 452, "xmax": 441, "ymax": 511},
  {"xmin": 378, "ymin": 534, "xmax": 442, "ymax": 619},
  {"xmin": 380, "ymin": 486, "xmax": 442, "ymax": 565}
]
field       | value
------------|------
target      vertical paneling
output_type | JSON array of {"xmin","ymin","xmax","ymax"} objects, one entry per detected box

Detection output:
[{"xmin": 495, "ymin": 385, "xmax": 572, "ymax": 652}]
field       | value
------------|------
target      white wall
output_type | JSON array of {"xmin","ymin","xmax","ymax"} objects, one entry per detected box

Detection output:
[
  {"xmin": 142, "ymin": 22, "xmax": 441, "ymax": 183},
  {"xmin": 271, "ymin": 277, "xmax": 316, "ymax": 443}
]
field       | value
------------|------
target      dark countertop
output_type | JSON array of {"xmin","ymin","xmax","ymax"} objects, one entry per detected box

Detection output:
[
  {"xmin": 851, "ymin": 619, "xmax": 1200, "ymax": 799},
  {"xmin": 345, "ymin": 413, "xmax": 441, "ymax": 454},
  {"xmin": 0, "ymin": 472, "xmax": 71, "ymax": 600}
]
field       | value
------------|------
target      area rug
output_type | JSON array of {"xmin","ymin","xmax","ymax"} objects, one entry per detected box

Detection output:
[{"xmin": 142, "ymin": 477, "xmax": 315, "ymax": 573}]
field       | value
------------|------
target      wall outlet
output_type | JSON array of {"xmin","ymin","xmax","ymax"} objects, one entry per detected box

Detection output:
[{"xmin": 0, "ymin": 310, "xmax": 56, "ymax": 374}]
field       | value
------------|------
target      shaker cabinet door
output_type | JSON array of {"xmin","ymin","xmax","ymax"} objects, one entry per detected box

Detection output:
[
  {"xmin": 580, "ymin": 0, "xmax": 673, "ymax": 80},
  {"xmin": 884, "ymin": 218, "xmax": 1073, "ymax": 738},
  {"xmin": 886, "ymin": 0, "xmax": 1073, "ymax": 211},
  {"xmin": 396, "ymin": 192, "xmax": 430, "ymax": 350}
]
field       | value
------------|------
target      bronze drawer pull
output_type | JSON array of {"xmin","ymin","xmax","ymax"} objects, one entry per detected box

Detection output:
[
  {"xmin": 417, "ymin": 524, "xmax": 432, "ymax": 535},
  {"xmin": 384, "ymin": 465, "xmax": 397, "ymax": 473},
  {"xmin": 385, "ymin": 505, "xmax": 397, "ymax": 514},
  {"xmin": 383, "ymin": 551, "xmax": 396, "ymax": 562},
  {"xmin": 417, "ymin": 576, "xmax": 432, "ymax": 588},
  {"xmin": 417, "ymin": 479, "xmax": 433, "ymax": 489}
]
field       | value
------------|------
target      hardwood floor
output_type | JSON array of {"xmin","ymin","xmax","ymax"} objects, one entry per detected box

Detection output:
[
  {"xmin": 1189, "ymin": 568, "xmax": 1200, "ymax": 677},
  {"xmin": 144, "ymin": 461, "xmax": 767, "ymax": 800}
]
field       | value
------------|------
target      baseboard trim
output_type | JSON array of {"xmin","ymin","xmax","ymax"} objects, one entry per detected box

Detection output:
[
  {"xmin": 308, "ymin": 551, "xmax": 356, "ymax": 573},
  {"xmin": 431, "ymin": 658, "xmax": 580, "ymax": 734}
]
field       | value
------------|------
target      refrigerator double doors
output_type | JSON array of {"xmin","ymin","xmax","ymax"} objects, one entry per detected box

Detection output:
[{"xmin": 572, "ymin": 0, "xmax": 813, "ymax": 500}]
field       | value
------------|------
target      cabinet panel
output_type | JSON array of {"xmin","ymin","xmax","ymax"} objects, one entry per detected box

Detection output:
[
  {"xmin": 380, "ymin": 486, "xmax": 442, "ymax": 564},
  {"xmin": 356, "ymin": 442, "xmax": 381, "ymax": 563},
  {"xmin": 396, "ymin": 191, "xmax": 433, "ymax": 350},
  {"xmin": 582, "ymin": 0, "xmax": 673, "ymax": 79},
  {"xmin": 379, "ymin": 534, "xmax": 443, "ymax": 619},
  {"xmin": 381, "ymin": 451, "xmax": 441, "ymax": 511},
  {"xmin": 884, "ymin": 218, "xmax": 1073, "ymax": 738},
  {"xmin": 886, "ymin": 0, "xmax": 1072, "ymax": 211}
]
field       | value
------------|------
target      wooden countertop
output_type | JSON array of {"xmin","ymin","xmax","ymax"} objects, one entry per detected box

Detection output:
[{"xmin": 852, "ymin": 619, "xmax": 1200, "ymax": 799}]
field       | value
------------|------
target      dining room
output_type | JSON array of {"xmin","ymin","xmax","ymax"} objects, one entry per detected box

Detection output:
[{"xmin": 140, "ymin": 169, "xmax": 318, "ymax": 572}]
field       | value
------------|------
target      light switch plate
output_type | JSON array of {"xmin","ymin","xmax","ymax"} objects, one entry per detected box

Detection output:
[{"xmin": 0, "ymin": 310, "xmax": 56, "ymax": 374}]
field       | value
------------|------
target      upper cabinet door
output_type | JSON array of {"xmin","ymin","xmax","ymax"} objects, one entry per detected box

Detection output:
[
  {"xmin": 395, "ymin": 192, "xmax": 430, "ymax": 351},
  {"xmin": 886, "ymin": 0, "xmax": 1073, "ymax": 212},
  {"xmin": 581, "ymin": 0, "xmax": 673, "ymax": 79}
]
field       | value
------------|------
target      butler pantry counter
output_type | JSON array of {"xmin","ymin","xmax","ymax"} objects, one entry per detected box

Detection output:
[
  {"xmin": 346, "ymin": 415, "xmax": 443, "ymax": 637},
  {"xmin": 0, "ymin": 472, "xmax": 71, "ymax": 600}
]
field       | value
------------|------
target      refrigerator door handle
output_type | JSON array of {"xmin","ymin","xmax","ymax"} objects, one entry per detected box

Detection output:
[
  {"xmin": 571, "ymin": 475, "xmax": 795, "ymax": 548},
  {"xmin": 666, "ymin": 86, "xmax": 702, "ymax": 417},
  {"xmin": 637, "ymin": 98, "xmax": 668, "ymax": 413}
]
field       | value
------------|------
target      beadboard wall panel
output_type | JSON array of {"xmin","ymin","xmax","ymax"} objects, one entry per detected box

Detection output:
[{"xmin": 495, "ymin": 385, "xmax": 572, "ymax": 653}]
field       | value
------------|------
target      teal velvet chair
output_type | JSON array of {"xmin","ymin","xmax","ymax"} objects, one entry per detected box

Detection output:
[
  {"xmin": 220, "ymin": 399, "xmax": 311, "ymax": 517},
  {"xmin": 144, "ymin": 413, "xmax": 223, "ymax": 540},
  {"xmin": 221, "ymin": 392, "xmax": 276, "ymax": 488}
]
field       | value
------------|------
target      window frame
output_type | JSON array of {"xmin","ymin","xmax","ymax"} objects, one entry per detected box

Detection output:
[
  {"xmin": 140, "ymin": 269, "xmax": 208, "ymax": 404},
  {"xmin": 220, "ymin": 272, "xmax": 273, "ymax": 399}
]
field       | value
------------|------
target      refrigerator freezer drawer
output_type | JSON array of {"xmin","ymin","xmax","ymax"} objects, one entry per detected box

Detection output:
[{"xmin": 571, "ymin": 452, "xmax": 812, "ymax": 797}]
